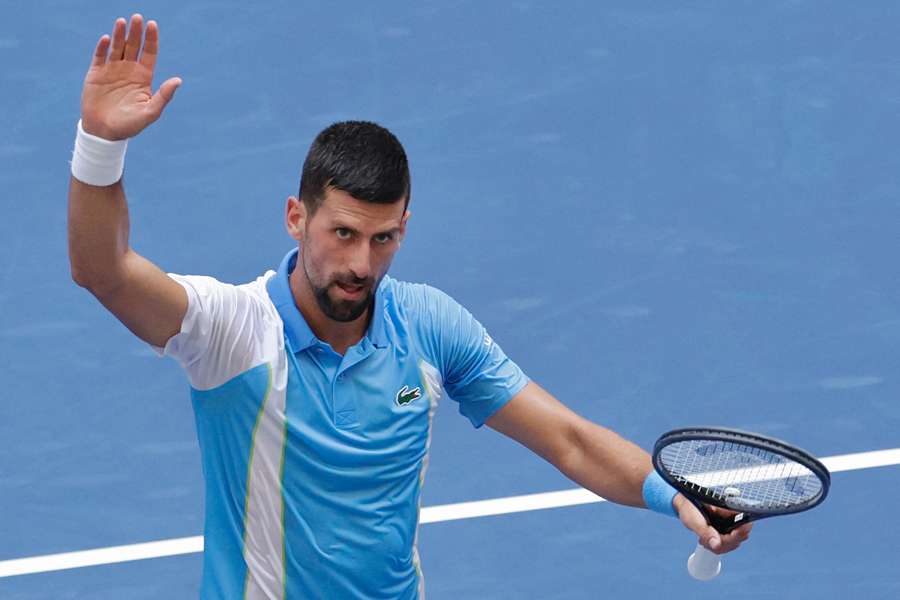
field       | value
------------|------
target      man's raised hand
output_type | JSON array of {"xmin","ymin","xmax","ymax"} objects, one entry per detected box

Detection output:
[{"xmin": 81, "ymin": 14, "xmax": 181, "ymax": 141}]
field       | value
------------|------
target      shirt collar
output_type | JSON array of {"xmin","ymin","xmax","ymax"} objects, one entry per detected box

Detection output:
[{"xmin": 266, "ymin": 247, "xmax": 389, "ymax": 353}]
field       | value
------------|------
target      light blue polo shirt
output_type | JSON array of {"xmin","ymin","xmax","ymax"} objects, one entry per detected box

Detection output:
[{"xmin": 155, "ymin": 247, "xmax": 529, "ymax": 599}]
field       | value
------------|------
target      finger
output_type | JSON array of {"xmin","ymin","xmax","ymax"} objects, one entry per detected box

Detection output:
[
  {"xmin": 147, "ymin": 77, "xmax": 182, "ymax": 119},
  {"xmin": 90, "ymin": 35, "xmax": 110, "ymax": 68},
  {"xmin": 734, "ymin": 522, "xmax": 753, "ymax": 541},
  {"xmin": 716, "ymin": 533, "xmax": 745, "ymax": 553},
  {"xmin": 139, "ymin": 20, "xmax": 159, "ymax": 71},
  {"xmin": 703, "ymin": 527, "xmax": 723, "ymax": 552},
  {"xmin": 123, "ymin": 14, "xmax": 144, "ymax": 62},
  {"xmin": 706, "ymin": 504, "xmax": 740, "ymax": 519},
  {"xmin": 109, "ymin": 17, "xmax": 127, "ymax": 61},
  {"xmin": 715, "ymin": 524, "xmax": 752, "ymax": 553},
  {"xmin": 677, "ymin": 506, "xmax": 723, "ymax": 553}
]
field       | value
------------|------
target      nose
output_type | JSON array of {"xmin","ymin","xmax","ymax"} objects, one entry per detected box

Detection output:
[{"xmin": 347, "ymin": 241, "xmax": 372, "ymax": 282}]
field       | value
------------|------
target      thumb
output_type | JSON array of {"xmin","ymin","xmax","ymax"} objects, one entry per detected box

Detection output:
[
  {"xmin": 678, "ymin": 499, "xmax": 722, "ymax": 551},
  {"xmin": 702, "ymin": 526, "xmax": 722, "ymax": 551},
  {"xmin": 148, "ymin": 77, "xmax": 182, "ymax": 118}
]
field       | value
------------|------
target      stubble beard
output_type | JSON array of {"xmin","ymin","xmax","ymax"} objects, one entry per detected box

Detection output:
[{"xmin": 301, "ymin": 252, "xmax": 374, "ymax": 323}]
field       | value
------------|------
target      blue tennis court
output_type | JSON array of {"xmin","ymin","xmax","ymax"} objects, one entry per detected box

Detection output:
[{"xmin": 2, "ymin": 1, "xmax": 899, "ymax": 598}]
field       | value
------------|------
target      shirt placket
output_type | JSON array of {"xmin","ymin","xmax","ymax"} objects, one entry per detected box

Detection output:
[{"xmin": 332, "ymin": 339, "xmax": 375, "ymax": 429}]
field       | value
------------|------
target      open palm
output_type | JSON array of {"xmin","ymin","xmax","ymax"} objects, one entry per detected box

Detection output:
[{"xmin": 81, "ymin": 15, "xmax": 181, "ymax": 141}]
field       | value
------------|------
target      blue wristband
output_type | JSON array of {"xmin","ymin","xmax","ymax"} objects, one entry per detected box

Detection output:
[{"xmin": 642, "ymin": 470, "xmax": 679, "ymax": 517}]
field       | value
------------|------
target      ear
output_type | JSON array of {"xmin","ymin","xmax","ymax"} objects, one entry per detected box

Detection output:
[
  {"xmin": 285, "ymin": 196, "xmax": 307, "ymax": 242},
  {"xmin": 398, "ymin": 210, "xmax": 411, "ymax": 244}
]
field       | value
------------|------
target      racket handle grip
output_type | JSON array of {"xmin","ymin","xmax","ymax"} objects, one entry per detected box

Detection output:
[{"xmin": 687, "ymin": 543, "xmax": 721, "ymax": 581}]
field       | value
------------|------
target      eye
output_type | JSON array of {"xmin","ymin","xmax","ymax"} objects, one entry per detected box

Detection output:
[
  {"xmin": 373, "ymin": 233, "xmax": 393, "ymax": 245},
  {"xmin": 335, "ymin": 228, "xmax": 352, "ymax": 240}
]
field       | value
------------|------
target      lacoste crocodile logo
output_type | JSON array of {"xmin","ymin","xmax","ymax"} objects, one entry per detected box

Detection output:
[{"xmin": 395, "ymin": 385, "xmax": 422, "ymax": 406}]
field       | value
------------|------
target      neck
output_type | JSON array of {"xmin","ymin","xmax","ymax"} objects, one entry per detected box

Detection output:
[{"xmin": 288, "ymin": 262, "xmax": 370, "ymax": 356}]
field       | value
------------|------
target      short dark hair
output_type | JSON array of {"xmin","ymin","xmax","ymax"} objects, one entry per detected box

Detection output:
[{"xmin": 299, "ymin": 121, "xmax": 411, "ymax": 215}]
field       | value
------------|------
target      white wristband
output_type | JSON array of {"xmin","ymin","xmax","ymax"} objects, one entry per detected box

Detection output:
[{"xmin": 71, "ymin": 120, "xmax": 128, "ymax": 186}]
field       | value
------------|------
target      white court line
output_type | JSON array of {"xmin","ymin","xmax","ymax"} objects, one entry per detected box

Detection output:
[
  {"xmin": 1, "ymin": 447, "xmax": 898, "ymax": 579},
  {"xmin": 684, "ymin": 462, "xmax": 814, "ymax": 488}
]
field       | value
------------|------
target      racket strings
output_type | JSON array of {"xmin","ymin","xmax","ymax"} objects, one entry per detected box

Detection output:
[{"xmin": 659, "ymin": 439, "xmax": 823, "ymax": 512}]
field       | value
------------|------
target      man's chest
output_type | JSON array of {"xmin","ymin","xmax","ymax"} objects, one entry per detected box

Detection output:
[{"xmin": 283, "ymin": 345, "xmax": 441, "ymax": 467}]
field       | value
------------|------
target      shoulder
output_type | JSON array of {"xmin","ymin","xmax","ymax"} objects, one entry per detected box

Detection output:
[
  {"xmin": 380, "ymin": 276, "xmax": 482, "ymax": 360},
  {"xmin": 160, "ymin": 269, "xmax": 283, "ymax": 390},
  {"xmin": 240, "ymin": 270, "xmax": 280, "ymax": 314},
  {"xmin": 170, "ymin": 270, "xmax": 279, "ymax": 319},
  {"xmin": 382, "ymin": 275, "xmax": 464, "ymax": 318}
]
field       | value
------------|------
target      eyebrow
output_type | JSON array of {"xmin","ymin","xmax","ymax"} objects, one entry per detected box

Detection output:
[{"xmin": 335, "ymin": 223, "xmax": 401, "ymax": 237}]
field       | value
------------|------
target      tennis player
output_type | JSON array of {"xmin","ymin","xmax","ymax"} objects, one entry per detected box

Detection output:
[{"xmin": 68, "ymin": 14, "xmax": 752, "ymax": 599}]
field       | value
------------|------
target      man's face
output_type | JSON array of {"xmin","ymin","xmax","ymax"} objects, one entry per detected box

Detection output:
[{"xmin": 288, "ymin": 187, "xmax": 408, "ymax": 322}]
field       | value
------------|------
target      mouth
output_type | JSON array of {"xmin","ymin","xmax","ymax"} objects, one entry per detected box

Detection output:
[{"xmin": 334, "ymin": 281, "xmax": 367, "ymax": 299}]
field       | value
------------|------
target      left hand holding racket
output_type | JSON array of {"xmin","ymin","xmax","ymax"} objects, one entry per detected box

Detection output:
[
  {"xmin": 673, "ymin": 493, "xmax": 752, "ymax": 554},
  {"xmin": 652, "ymin": 427, "xmax": 831, "ymax": 580}
]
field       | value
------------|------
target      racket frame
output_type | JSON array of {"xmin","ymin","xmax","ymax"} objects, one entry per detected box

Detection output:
[{"xmin": 652, "ymin": 427, "xmax": 831, "ymax": 533}]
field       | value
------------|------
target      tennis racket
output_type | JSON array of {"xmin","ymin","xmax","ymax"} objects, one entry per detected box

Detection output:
[{"xmin": 652, "ymin": 427, "xmax": 830, "ymax": 580}]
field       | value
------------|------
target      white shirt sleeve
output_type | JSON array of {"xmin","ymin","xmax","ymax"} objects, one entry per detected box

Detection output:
[{"xmin": 151, "ymin": 272, "xmax": 283, "ymax": 391}]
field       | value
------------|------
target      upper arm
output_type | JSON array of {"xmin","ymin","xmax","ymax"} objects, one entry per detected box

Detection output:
[
  {"xmin": 485, "ymin": 381, "xmax": 586, "ymax": 469},
  {"xmin": 91, "ymin": 253, "xmax": 279, "ymax": 390},
  {"xmin": 88, "ymin": 249, "xmax": 188, "ymax": 349},
  {"xmin": 422, "ymin": 286, "xmax": 529, "ymax": 427}
]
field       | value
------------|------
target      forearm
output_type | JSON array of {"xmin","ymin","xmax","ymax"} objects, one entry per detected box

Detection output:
[
  {"xmin": 67, "ymin": 176, "xmax": 131, "ymax": 292},
  {"xmin": 486, "ymin": 385, "xmax": 655, "ymax": 508},
  {"xmin": 560, "ymin": 418, "xmax": 653, "ymax": 508},
  {"xmin": 70, "ymin": 14, "xmax": 181, "ymax": 294}
]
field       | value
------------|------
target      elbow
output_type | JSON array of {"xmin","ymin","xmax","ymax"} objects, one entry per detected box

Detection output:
[
  {"xmin": 70, "ymin": 263, "xmax": 93, "ymax": 289},
  {"xmin": 68, "ymin": 243, "xmax": 96, "ymax": 289},
  {"xmin": 69, "ymin": 259, "xmax": 124, "ymax": 297},
  {"xmin": 70, "ymin": 257, "xmax": 103, "ymax": 291}
]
